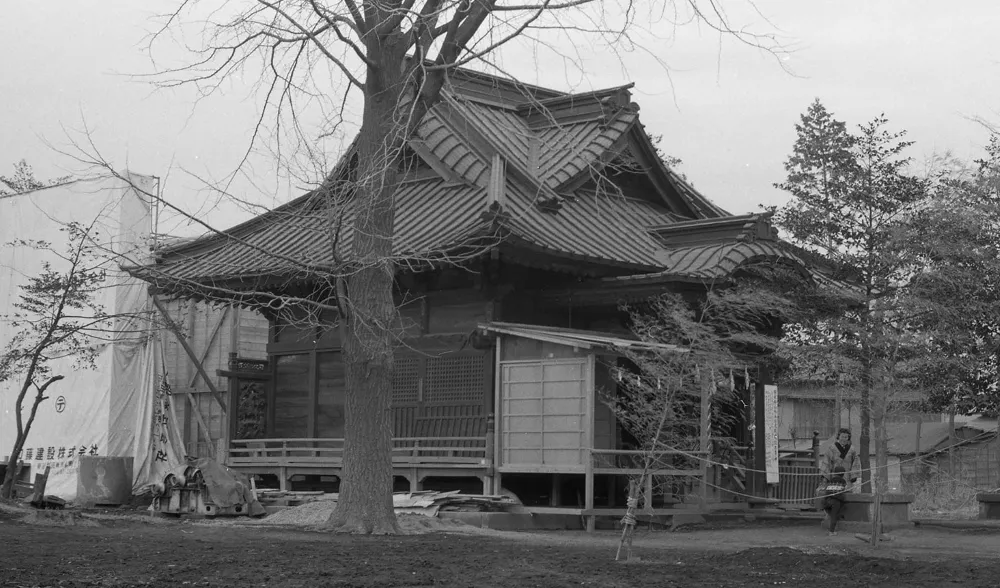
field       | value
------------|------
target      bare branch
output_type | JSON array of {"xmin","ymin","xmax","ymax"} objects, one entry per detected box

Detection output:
[{"xmin": 257, "ymin": 0, "xmax": 367, "ymax": 90}]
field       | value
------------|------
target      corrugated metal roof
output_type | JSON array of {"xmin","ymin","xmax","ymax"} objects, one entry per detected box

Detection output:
[
  {"xmin": 140, "ymin": 72, "xmax": 774, "ymax": 292},
  {"xmin": 139, "ymin": 179, "xmax": 492, "ymax": 284},
  {"xmin": 817, "ymin": 422, "xmax": 995, "ymax": 456},
  {"xmin": 503, "ymin": 184, "xmax": 671, "ymax": 268},
  {"xmin": 415, "ymin": 113, "xmax": 490, "ymax": 186},
  {"xmin": 449, "ymin": 99, "xmax": 534, "ymax": 167},
  {"xmin": 479, "ymin": 321, "xmax": 688, "ymax": 353},
  {"xmin": 656, "ymin": 241, "xmax": 803, "ymax": 279},
  {"xmin": 537, "ymin": 113, "xmax": 637, "ymax": 188}
]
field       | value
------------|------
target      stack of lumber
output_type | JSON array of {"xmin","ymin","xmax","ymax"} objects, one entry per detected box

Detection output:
[
  {"xmin": 255, "ymin": 490, "xmax": 517, "ymax": 517},
  {"xmin": 394, "ymin": 491, "xmax": 517, "ymax": 516},
  {"xmin": 255, "ymin": 490, "xmax": 331, "ymax": 507}
]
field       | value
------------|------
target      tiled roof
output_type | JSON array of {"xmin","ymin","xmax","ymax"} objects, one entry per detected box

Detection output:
[
  {"xmin": 816, "ymin": 422, "xmax": 995, "ymax": 456},
  {"xmin": 448, "ymin": 98, "xmax": 534, "ymax": 169},
  {"xmin": 537, "ymin": 113, "xmax": 637, "ymax": 189},
  {"xmin": 554, "ymin": 241, "xmax": 806, "ymax": 286},
  {"xmin": 654, "ymin": 241, "xmax": 804, "ymax": 280},
  {"xmin": 138, "ymin": 69, "xmax": 795, "ymax": 296},
  {"xmin": 138, "ymin": 179, "xmax": 492, "ymax": 287},
  {"xmin": 503, "ymin": 185, "xmax": 670, "ymax": 269}
]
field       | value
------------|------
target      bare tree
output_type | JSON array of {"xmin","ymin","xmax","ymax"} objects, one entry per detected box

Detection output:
[
  {"xmin": 0, "ymin": 221, "xmax": 154, "ymax": 499},
  {"xmin": 138, "ymin": 0, "xmax": 787, "ymax": 533}
]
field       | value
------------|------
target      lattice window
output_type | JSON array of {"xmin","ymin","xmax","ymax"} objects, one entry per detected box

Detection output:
[
  {"xmin": 392, "ymin": 357, "xmax": 421, "ymax": 405},
  {"xmin": 425, "ymin": 354, "xmax": 486, "ymax": 404}
]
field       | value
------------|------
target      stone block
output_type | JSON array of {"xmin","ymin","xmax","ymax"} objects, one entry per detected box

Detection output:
[
  {"xmin": 977, "ymin": 493, "xmax": 1000, "ymax": 520},
  {"xmin": 838, "ymin": 493, "xmax": 913, "ymax": 525}
]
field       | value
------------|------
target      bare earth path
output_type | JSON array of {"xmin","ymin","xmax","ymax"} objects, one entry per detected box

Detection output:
[{"xmin": 0, "ymin": 509, "xmax": 997, "ymax": 587}]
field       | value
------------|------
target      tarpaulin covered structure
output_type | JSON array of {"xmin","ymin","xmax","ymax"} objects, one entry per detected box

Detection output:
[{"xmin": 0, "ymin": 174, "xmax": 179, "ymax": 499}]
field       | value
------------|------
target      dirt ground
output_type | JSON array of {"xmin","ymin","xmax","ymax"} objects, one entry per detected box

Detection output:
[{"xmin": 0, "ymin": 507, "xmax": 998, "ymax": 588}]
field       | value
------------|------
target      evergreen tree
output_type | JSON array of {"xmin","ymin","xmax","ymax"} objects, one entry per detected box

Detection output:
[{"xmin": 775, "ymin": 100, "xmax": 928, "ymax": 491}]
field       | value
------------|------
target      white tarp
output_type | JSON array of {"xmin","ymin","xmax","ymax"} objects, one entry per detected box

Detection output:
[{"xmin": 0, "ymin": 174, "xmax": 171, "ymax": 499}]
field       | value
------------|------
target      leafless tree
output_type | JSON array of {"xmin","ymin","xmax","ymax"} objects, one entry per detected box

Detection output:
[{"xmin": 131, "ymin": 0, "xmax": 787, "ymax": 533}]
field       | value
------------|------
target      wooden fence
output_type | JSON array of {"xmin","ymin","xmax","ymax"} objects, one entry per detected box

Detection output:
[{"xmin": 228, "ymin": 437, "xmax": 488, "ymax": 468}]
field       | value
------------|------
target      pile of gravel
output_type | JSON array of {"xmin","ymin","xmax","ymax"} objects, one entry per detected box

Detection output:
[
  {"xmin": 252, "ymin": 499, "xmax": 338, "ymax": 526},
  {"xmin": 241, "ymin": 500, "xmax": 467, "ymax": 534}
]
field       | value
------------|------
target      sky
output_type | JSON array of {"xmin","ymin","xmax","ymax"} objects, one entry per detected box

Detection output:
[{"xmin": 2, "ymin": 1, "xmax": 999, "ymax": 237}]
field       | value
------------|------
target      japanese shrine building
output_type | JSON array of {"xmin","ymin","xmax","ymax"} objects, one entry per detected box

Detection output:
[{"xmin": 132, "ymin": 68, "xmax": 813, "ymax": 511}]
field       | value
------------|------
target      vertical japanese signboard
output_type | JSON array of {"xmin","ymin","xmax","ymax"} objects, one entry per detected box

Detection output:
[{"xmin": 764, "ymin": 384, "xmax": 779, "ymax": 484}]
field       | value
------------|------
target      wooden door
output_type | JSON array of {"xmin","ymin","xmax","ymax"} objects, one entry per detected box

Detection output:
[{"xmin": 500, "ymin": 359, "xmax": 589, "ymax": 471}]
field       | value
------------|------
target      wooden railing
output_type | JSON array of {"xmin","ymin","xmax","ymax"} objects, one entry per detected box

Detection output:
[
  {"xmin": 775, "ymin": 465, "xmax": 822, "ymax": 502},
  {"xmin": 228, "ymin": 437, "xmax": 488, "ymax": 469},
  {"xmin": 584, "ymin": 449, "xmax": 707, "ymax": 514}
]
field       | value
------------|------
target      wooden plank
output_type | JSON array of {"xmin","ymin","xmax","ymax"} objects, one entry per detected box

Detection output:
[
  {"xmin": 153, "ymin": 296, "xmax": 227, "ymax": 415},
  {"xmin": 29, "ymin": 467, "xmax": 50, "ymax": 504},
  {"xmin": 188, "ymin": 306, "xmax": 230, "ymax": 388},
  {"xmin": 184, "ymin": 392, "xmax": 216, "ymax": 459}
]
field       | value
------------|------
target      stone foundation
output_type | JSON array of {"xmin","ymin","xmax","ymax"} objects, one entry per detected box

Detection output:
[{"xmin": 822, "ymin": 493, "xmax": 913, "ymax": 530}]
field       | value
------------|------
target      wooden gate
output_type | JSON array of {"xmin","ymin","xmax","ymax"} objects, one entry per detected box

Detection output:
[{"xmin": 776, "ymin": 464, "xmax": 822, "ymax": 502}]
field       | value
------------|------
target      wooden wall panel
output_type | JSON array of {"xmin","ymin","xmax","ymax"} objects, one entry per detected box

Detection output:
[
  {"xmin": 501, "ymin": 337, "xmax": 587, "ymax": 361},
  {"xmin": 592, "ymin": 357, "xmax": 617, "ymax": 450},
  {"xmin": 316, "ymin": 351, "xmax": 346, "ymax": 438},
  {"xmin": 392, "ymin": 406, "xmax": 419, "ymax": 438},
  {"xmin": 271, "ymin": 354, "xmax": 310, "ymax": 437},
  {"xmin": 427, "ymin": 298, "xmax": 486, "ymax": 335},
  {"xmin": 159, "ymin": 299, "xmax": 268, "ymax": 456}
]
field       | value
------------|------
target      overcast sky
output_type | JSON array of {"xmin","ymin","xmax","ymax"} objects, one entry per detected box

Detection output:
[{"xmin": 2, "ymin": 1, "xmax": 998, "ymax": 236}]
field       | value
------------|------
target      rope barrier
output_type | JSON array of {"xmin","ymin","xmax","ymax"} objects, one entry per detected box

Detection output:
[{"xmin": 636, "ymin": 431, "xmax": 998, "ymax": 479}]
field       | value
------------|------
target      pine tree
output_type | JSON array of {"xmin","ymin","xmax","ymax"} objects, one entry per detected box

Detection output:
[{"xmin": 775, "ymin": 100, "xmax": 928, "ymax": 492}]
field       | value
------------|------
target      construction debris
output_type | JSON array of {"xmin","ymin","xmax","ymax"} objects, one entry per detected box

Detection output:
[{"xmin": 255, "ymin": 490, "xmax": 518, "ymax": 519}]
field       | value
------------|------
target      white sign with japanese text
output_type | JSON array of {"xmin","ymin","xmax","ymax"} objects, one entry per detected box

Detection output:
[{"xmin": 764, "ymin": 384, "xmax": 779, "ymax": 484}]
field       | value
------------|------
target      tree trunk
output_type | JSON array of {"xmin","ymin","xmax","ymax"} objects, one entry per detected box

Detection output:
[
  {"xmin": 1, "ymin": 384, "xmax": 29, "ymax": 500},
  {"xmin": 1, "ymin": 385, "xmax": 49, "ymax": 499},
  {"xmin": 326, "ymin": 52, "xmax": 408, "ymax": 534},
  {"xmin": 872, "ymin": 388, "xmax": 889, "ymax": 491},
  {"xmin": 0, "ymin": 439, "xmax": 25, "ymax": 499},
  {"xmin": 859, "ymin": 386, "xmax": 871, "ymax": 492}
]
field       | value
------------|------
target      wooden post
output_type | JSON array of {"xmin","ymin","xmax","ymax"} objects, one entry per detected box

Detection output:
[
  {"xmin": 995, "ymin": 434, "xmax": 1000, "ymax": 489},
  {"xmin": 753, "ymin": 368, "xmax": 770, "ymax": 497},
  {"xmin": 188, "ymin": 307, "xmax": 230, "ymax": 389},
  {"xmin": 948, "ymin": 406, "xmax": 957, "ymax": 475},
  {"xmin": 584, "ymin": 448, "xmax": 595, "ymax": 532},
  {"xmin": 227, "ymin": 353, "xmax": 240, "ymax": 445},
  {"xmin": 700, "ymin": 370, "xmax": 712, "ymax": 505},
  {"xmin": 812, "ymin": 431, "xmax": 821, "ymax": 468},
  {"xmin": 153, "ymin": 296, "xmax": 228, "ymax": 414},
  {"xmin": 484, "ymin": 414, "xmax": 495, "ymax": 492},
  {"xmin": 643, "ymin": 471, "xmax": 654, "ymax": 514},
  {"xmin": 184, "ymin": 391, "xmax": 216, "ymax": 459},
  {"xmin": 835, "ymin": 387, "xmax": 843, "ymax": 430},
  {"xmin": 29, "ymin": 467, "xmax": 50, "ymax": 505},
  {"xmin": 616, "ymin": 479, "xmax": 639, "ymax": 561}
]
